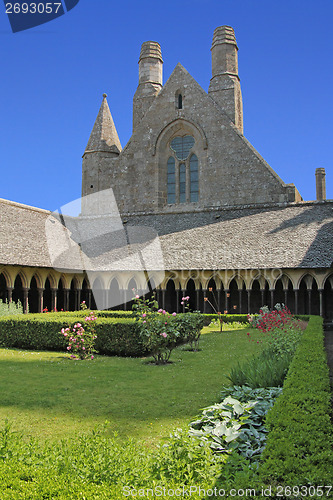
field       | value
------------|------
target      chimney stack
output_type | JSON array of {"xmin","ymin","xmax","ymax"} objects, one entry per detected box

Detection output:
[
  {"xmin": 315, "ymin": 168, "xmax": 326, "ymax": 201},
  {"xmin": 132, "ymin": 41, "xmax": 163, "ymax": 131},
  {"xmin": 208, "ymin": 26, "xmax": 243, "ymax": 134}
]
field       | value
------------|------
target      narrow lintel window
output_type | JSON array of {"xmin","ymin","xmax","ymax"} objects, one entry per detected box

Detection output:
[
  {"xmin": 190, "ymin": 154, "xmax": 199, "ymax": 202},
  {"xmin": 167, "ymin": 157, "xmax": 176, "ymax": 204},
  {"xmin": 177, "ymin": 94, "xmax": 183, "ymax": 109},
  {"xmin": 179, "ymin": 163, "xmax": 186, "ymax": 203}
]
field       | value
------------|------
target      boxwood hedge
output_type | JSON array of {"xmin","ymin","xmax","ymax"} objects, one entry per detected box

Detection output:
[
  {"xmin": 258, "ymin": 316, "xmax": 333, "ymax": 485},
  {"xmin": 0, "ymin": 312, "xmax": 204, "ymax": 357}
]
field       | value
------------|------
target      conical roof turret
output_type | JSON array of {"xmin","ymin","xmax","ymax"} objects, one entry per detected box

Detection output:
[{"xmin": 84, "ymin": 94, "xmax": 122, "ymax": 155}]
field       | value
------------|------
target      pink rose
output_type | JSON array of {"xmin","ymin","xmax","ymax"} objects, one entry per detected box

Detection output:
[{"xmin": 172, "ymin": 312, "xmax": 176, "ymax": 316}]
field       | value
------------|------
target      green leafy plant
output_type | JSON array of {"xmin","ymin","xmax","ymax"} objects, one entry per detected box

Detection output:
[
  {"xmin": 132, "ymin": 293, "xmax": 181, "ymax": 364},
  {"xmin": 132, "ymin": 293, "xmax": 203, "ymax": 363},
  {"xmin": 189, "ymin": 386, "xmax": 282, "ymax": 462},
  {"xmin": 227, "ymin": 349, "xmax": 292, "ymax": 388},
  {"xmin": 0, "ymin": 299, "xmax": 24, "ymax": 316},
  {"xmin": 258, "ymin": 316, "xmax": 333, "ymax": 486}
]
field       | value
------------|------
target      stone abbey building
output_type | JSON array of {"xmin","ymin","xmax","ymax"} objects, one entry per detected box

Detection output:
[{"xmin": 1, "ymin": 26, "xmax": 333, "ymax": 318}]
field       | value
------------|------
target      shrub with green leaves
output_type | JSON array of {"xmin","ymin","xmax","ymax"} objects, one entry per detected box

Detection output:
[
  {"xmin": 257, "ymin": 316, "xmax": 333, "ymax": 486},
  {"xmin": 0, "ymin": 299, "xmax": 24, "ymax": 316},
  {"xmin": 0, "ymin": 314, "xmax": 147, "ymax": 356},
  {"xmin": 189, "ymin": 386, "xmax": 282, "ymax": 462}
]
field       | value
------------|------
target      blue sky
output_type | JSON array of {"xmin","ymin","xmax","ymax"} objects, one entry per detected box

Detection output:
[{"xmin": 1, "ymin": 0, "xmax": 332, "ymax": 211}]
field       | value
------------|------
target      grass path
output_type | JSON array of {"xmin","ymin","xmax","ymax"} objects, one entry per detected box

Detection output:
[{"xmin": 0, "ymin": 326, "xmax": 265, "ymax": 444}]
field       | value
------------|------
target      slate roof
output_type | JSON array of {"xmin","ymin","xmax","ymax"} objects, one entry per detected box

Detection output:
[{"xmin": 1, "ymin": 197, "xmax": 333, "ymax": 272}]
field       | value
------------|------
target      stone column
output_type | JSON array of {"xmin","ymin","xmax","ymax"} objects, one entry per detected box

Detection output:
[
  {"xmin": 203, "ymin": 289, "xmax": 208, "ymax": 314},
  {"xmin": 161, "ymin": 289, "xmax": 166, "ymax": 310},
  {"xmin": 64, "ymin": 289, "xmax": 70, "ymax": 312},
  {"xmin": 176, "ymin": 289, "xmax": 180, "ymax": 313},
  {"xmin": 87, "ymin": 289, "xmax": 92, "ymax": 310},
  {"xmin": 196, "ymin": 288, "xmax": 200, "ymax": 311},
  {"xmin": 307, "ymin": 289, "xmax": 312, "ymax": 315},
  {"xmin": 121, "ymin": 290, "xmax": 127, "ymax": 311},
  {"xmin": 181, "ymin": 289, "xmax": 187, "ymax": 313},
  {"xmin": 270, "ymin": 289, "xmax": 274, "ymax": 310},
  {"xmin": 217, "ymin": 289, "xmax": 221, "ymax": 313},
  {"xmin": 51, "ymin": 289, "xmax": 57, "ymax": 311},
  {"xmin": 319, "ymin": 289, "xmax": 324, "ymax": 317},
  {"xmin": 260, "ymin": 289, "xmax": 265, "ymax": 308},
  {"xmin": 7, "ymin": 287, "xmax": 13, "ymax": 303},
  {"xmin": 37, "ymin": 288, "xmax": 44, "ymax": 313},
  {"xmin": 76, "ymin": 289, "xmax": 81, "ymax": 311},
  {"xmin": 284, "ymin": 289, "xmax": 288, "ymax": 308},
  {"xmin": 247, "ymin": 289, "xmax": 251, "ymax": 314},
  {"xmin": 294, "ymin": 289, "xmax": 299, "ymax": 315},
  {"xmin": 22, "ymin": 287, "xmax": 29, "ymax": 314},
  {"xmin": 237, "ymin": 289, "xmax": 243, "ymax": 314},
  {"xmin": 224, "ymin": 289, "xmax": 230, "ymax": 313}
]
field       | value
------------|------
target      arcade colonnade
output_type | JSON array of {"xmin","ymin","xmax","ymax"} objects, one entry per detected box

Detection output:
[{"xmin": 0, "ymin": 266, "xmax": 332, "ymax": 318}]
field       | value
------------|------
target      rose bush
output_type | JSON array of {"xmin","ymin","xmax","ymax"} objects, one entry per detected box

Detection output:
[{"xmin": 61, "ymin": 303, "xmax": 97, "ymax": 360}]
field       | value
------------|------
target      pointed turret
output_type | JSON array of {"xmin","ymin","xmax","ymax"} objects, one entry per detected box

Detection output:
[
  {"xmin": 82, "ymin": 94, "xmax": 122, "ymax": 215},
  {"xmin": 84, "ymin": 93, "xmax": 122, "ymax": 155}
]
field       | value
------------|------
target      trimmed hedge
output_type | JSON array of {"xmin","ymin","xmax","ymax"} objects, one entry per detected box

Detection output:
[
  {"xmin": 202, "ymin": 314, "xmax": 249, "ymax": 326},
  {"xmin": 0, "ymin": 312, "xmax": 204, "ymax": 358},
  {"xmin": 0, "ymin": 315, "xmax": 147, "ymax": 357},
  {"xmin": 258, "ymin": 316, "xmax": 333, "ymax": 485}
]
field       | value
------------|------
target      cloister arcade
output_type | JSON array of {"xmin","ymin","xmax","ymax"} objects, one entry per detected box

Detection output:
[{"xmin": 1, "ymin": 265, "xmax": 332, "ymax": 319}]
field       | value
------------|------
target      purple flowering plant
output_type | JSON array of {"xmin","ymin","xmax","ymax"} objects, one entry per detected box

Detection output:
[{"xmin": 61, "ymin": 301, "xmax": 97, "ymax": 360}]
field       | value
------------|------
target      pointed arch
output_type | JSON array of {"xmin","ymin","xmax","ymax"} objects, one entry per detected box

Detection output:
[
  {"xmin": 165, "ymin": 278, "xmax": 177, "ymax": 313},
  {"xmin": 43, "ymin": 277, "xmax": 52, "ymax": 312},
  {"xmin": 0, "ymin": 273, "xmax": 8, "ymax": 303},
  {"xmin": 92, "ymin": 277, "xmax": 104, "ymax": 310},
  {"xmin": 57, "ymin": 277, "xmax": 65, "ymax": 312},
  {"xmin": 109, "ymin": 277, "xmax": 122, "ymax": 310},
  {"xmin": 324, "ymin": 275, "xmax": 333, "ymax": 320},
  {"xmin": 185, "ymin": 278, "xmax": 197, "ymax": 312},
  {"xmin": 69, "ymin": 278, "xmax": 77, "ymax": 311},
  {"xmin": 28, "ymin": 276, "xmax": 39, "ymax": 313},
  {"xmin": 81, "ymin": 278, "xmax": 91, "ymax": 309},
  {"xmin": 12, "ymin": 274, "xmax": 24, "ymax": 308}
]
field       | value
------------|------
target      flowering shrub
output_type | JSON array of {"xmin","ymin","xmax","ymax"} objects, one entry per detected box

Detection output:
[
  {"xmin": 132, "ymin": 294, "xmax": 181, "ymax": 364},
  {"xmin": 61, "ymin": 303, "xmax": 97, "ymax": 360},
  {"xmin": 248, "ymin": 304, "xmax": 304, "ymax": 357}
]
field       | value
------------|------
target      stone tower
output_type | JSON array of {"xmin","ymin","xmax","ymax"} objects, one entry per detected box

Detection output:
[
  {"xmin": 208, "ymin": 26, "xmax": 243, "ymax": 134},
  {"xmin": 132, "ymin": 41, "xmax": 163, "ymax": 132},
  {"xmin": 81, "ymin": 94, "xmax": 122, "ymax": 214}
]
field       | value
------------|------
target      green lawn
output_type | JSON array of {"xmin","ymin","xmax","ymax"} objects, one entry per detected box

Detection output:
[{"xmin": 0, "ymin": 326, "xmax": 265, "ymax": 444}]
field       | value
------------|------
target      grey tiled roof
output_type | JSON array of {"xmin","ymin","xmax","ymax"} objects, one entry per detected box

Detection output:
[{"xmin": 1, "ymin": 198, "xmax": 333, "ymax": 271}]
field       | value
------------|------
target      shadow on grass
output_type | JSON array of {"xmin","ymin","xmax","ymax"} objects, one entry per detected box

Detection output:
[{"xmin": 0, "ymin": 330, "xmax": 266, "ymax": 425}]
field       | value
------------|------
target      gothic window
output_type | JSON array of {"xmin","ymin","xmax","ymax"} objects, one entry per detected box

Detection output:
[
  {"xmin": 167, "ymin": 157, "xmax": 176, "ymax": 204},
  {"xmin": 167, "ymin": 135, "xmax": 199, "ymax": 204},
  {"xmin": 179, "ymin": 164, "xmax": 186, "ymax": 203},
  {"xmin": 190, "ymin": 154, "xmax": 199, "ymax": 202}
]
